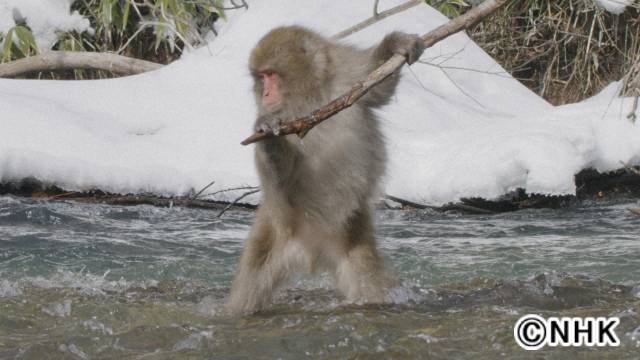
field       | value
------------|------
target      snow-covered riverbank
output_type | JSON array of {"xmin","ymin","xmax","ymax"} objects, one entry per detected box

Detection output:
[{"xmin": 1, "ymin": 0, "xmax": 638, "ymax": 205}]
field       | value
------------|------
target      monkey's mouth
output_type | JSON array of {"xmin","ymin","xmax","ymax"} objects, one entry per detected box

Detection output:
[{"xmin": 265, "ymin": 105, "xmax": 285, "ymax": 116}]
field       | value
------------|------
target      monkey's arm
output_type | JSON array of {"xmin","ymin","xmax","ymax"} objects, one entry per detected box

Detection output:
[
  {"xmin": 254, "ymin": 112, "xmax": 302, "ymax": 181},
  {"xmin": 361, "ymin": 32, "xmax": 425, "ymax": 107},
  {"xmin": 256, "ymin": 137, "xmax": 300, "ymax": 185}
]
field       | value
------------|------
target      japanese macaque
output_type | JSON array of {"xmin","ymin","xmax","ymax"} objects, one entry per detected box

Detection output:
[{"xmin": 225, "ymin": 26, "xmax": 425, "ymax": 314}]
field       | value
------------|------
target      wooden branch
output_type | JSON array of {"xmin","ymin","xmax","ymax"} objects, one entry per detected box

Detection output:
[
  {"xmin": 48, "ymin": 191, "xmax": 257, "ymax": 211},
  {"xmin": 620, "ymin": 161, "xmax": 640, "ymax": 176},
  {"xmin": 0, "ymin": 51, "xmax": 162, "ymax": 78},
  {"xmin": 385, "ymin": 194, "xmax": 433, "ymax": 209},
  {"xmin": 629, "ymin": 208, "xmax": 640, "ymax": 217},
  {"xmin": 217, "ymin": 189, "xmax": 260, "ymax": 218},
  {"xmin": 332, "ymin": 0, "xmax": 422, "ymax": 40},
  {"xmin": 191, "ymin": 179, "xmax": 216, "ymax": 199},
  {"xmin": 384, "ymin": 194, "xmax": 497, "ymax": 214},
  {"xmin": 241, "ymin": 0, "xmax": 507, "ymax": 146}
]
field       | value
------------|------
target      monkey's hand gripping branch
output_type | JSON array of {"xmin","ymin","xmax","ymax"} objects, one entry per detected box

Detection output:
[{"xmin": 240, "ymin": 0, "xmax": 508, "ymax": 146}]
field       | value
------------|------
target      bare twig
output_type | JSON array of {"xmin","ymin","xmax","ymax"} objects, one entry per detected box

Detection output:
[
  {"xmin": 242, "ymin": 0, "xmax": 508, "ymax": 146},
  {"xmin": 419, "ymin": 60, "xmax": 513, "ymax": 78},
  {"xmin": 203, "ymin": 185, "xmax": 259, "ymax": 198},
  {"xmin": 0, "ymin": 51, "xmax": 162, "ymax": 78},
  {"xmin": 50, "ymin": 192, "xmax": 77, "ymax": 199},
  {"xmin": 332, "ymin": 0, "xmax": 422, "ymax": 40},
  {"xmin": 71, "ymin": 195, "xmax": 256, "ymax": 211},
  {"xmin": 623, "ymin": 59, "xmax": 640, "ymax": 122},
  {"xmin": 191, "ymin": 180, "xmax": 216, "ymax": 199},
  {"xmin": 629, "ymin": 96, "xmax": 639, "ymax": 123},
  {"xmin": 215, "ymin": 0, "xmax": 249, "ymax": 11},
  {"xmin": 620, "ymin": 161, "xmax": 640, "ymax": 176},
  {"xmin": 442, "ymin": 203, "xmax": 496, "ymax": 215},
  {"xmin": 373, "ymin": 0, "xmax": 381, "ymax": 17},
  {"xmin": 405, "ymin": 65, "xmax": 446, "ymax": 100},
  {"xmin": 437, "ymin": 64, "xmax": 486, "ymax": 108},
  {"xmin": 217, "ymin": 189, "xmax": 260, "ymax": 218},
  {"xmin": 385, "ymin": 195, "xmax": 433, "ymax": 209},
  {"xmin": 384, "ymin": 195, "xmax": 497, "ymax": 214}
]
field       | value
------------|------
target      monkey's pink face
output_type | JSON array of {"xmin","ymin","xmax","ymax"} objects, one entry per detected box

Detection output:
[{"xmin": 258, "ymin": 70, "xmax": 281, "ymax": 107}]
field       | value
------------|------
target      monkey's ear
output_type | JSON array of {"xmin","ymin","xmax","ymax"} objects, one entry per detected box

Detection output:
[
  {"xmin": 302, "ymin": 39, "xmax": 329, "ymax": 77},
  {"xmin": 299, "ymin": 36, "xmax": 319, "ymax": 55}
]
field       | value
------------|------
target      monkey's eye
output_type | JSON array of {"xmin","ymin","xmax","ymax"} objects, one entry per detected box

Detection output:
[{"xmin": 259, "ymin": 70, "xmax": 276, "ymax": 82}]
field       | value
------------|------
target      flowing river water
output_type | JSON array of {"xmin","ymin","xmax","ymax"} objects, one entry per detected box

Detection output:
[{"xmin": 0, "ymin": 195, "xmax": 638, "ymax": 359}]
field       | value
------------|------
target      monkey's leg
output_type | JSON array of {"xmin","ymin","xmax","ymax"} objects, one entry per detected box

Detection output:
[
  {"xmin": 225, "ymin": 209, "xmax": 288, "ymax": 315},
  {"xmin": 334, "ymin": 208, "xmax": 392, "ymax": 303}
]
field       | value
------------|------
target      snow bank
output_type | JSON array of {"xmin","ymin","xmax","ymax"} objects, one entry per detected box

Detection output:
[
  {"xmin": 0, "ymin": 0, "xmax": 639, "ymax": 204},
  {"xmin": 0, "ymin": 0, "xmax": 91, "ymax": 50},
  {"xmin": 595, "ymin": 0, "xmax": 634, "ymax": 14}
]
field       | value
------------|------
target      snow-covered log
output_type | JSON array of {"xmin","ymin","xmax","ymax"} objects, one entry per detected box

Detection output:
[{"xmin": 0, "ymin": 51, "xmax": 162, "ymax": 78}]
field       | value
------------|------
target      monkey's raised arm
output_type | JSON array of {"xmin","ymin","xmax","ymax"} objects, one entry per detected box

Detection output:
[
  {"xmin": 361, "ymin": 32, "xmax": 425, "ymax": 108},
  {"xmin": 241, "ymin": 0, "xmax": 508, "ymax": 146}
]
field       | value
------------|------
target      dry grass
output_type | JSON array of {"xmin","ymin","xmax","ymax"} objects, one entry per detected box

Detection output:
[{"xmin": 469, "ymin": 0, "xmax": 640, "ymax": 104}]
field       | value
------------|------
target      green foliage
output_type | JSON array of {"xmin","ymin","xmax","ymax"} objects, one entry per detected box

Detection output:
[
  {"xmin": 73, "ymin": 0, "xmax": 226, "ymax": 61},
  {"xmin": 0, "ymin": 26, "xmax": 38, "ymax": 62},
  {"xmin": 0, "ymin": 0, "xmax": 232, "ymax": 79},
  {"xmin": 427, "ymin": 0, "xmax": 470, "ymax": 18}
]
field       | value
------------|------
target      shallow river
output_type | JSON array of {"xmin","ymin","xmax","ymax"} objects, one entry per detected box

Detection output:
[{"xmin": 0, "ymin": 195, "xmax": 638, "ymax": 359}]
